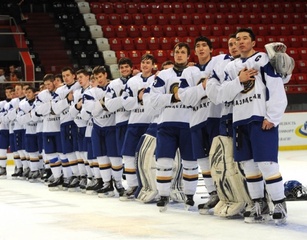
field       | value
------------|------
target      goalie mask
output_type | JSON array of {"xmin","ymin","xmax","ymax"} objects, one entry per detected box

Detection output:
[{"xmin": 284, "ymin": 180, "xmax": 307, "ymax": 199}]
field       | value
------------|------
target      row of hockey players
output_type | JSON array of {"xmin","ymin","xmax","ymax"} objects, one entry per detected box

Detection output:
[{"xmin": 0, "ymin": 28, "xmax": 293, "ymax": 225}]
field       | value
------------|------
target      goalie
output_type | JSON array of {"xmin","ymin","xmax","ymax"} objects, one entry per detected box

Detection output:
[{"xmin": 206, "ymin": 37, "xmax": 294, "ymax": 219}]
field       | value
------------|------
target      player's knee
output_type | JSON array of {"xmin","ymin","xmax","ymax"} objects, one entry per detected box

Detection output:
[
  {"xmin": 258, "ymin": 161, "xmax": 281, "ymax": 180},
  {"xmin": 156, "ymin": 158, "xmax": 173, "ymax": 170},
  {"xmin": 240, "ymin": 159, "xmax": 261, "ymax": 178}
]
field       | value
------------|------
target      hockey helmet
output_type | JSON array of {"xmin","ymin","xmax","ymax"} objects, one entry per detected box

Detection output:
[{"xmin": 284, "ymin": 180, "xmax": 307, "ymax": 199}]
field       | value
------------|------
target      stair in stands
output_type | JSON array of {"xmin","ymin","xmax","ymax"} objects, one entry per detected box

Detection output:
[{"xmin": 23, "ymin": 12, "xmax": 73, "ymax": 75}]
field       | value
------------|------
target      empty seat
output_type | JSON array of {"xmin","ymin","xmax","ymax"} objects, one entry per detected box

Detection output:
[
  {"xmin": 287, "ymin": 36, "xmax": 299, "ymax": 48},
  {"xmin": 183, "ymin": 2, "xmax": 195, "ymax": 14},
  {"xmin": 287, "ymin": 48, "xmax": 299, "ymax": 60},
  {"xmin": 96, "ymin": 37, "xmax": 110, "ymax": 51},
  {"xmin": 83, "ymin": 38, "xmax": 98, "ymax": 52},
  {"xmin": 249, "ymin": 14, "xmax": 258, "ymax": 24},
  {"xmin": 199, "ymin": 26, "xmax": 211, "ymax": 36},
  {"xmin": 271, "ymin": 14, "xmax": 283, "ymax": 24},
  {"xmin": 147, "ymin": 37, "xmax": 160, "ymax": 50},
  {"xmin": 108, "ymin": 14, "xmax": 121, "ymax": 25},
  {"xmin": 122, "ymin": 38, "xmax": 135, "ymax": 51},
  {"xmin": 163, "ymin": 25, "xmax": 176, "ymax": 37},
  {"xmin": 130, "ymin": 50, "xmax": 142, "ymax": 65},
  {"xmin": 126, "ymin": 3, "xmax": 138, "ymax": 14},
  {"xmin": 256, "ymin": 25, "xmax": 269, "ymax": 36},
  {"xmin": 215, "ymin": 14, "xmax": 227, "ymax": 25},
  {"xmin": 298, "ymin": 48, "xmax": 307, "ymax": 60},
  {"xmin": 169, "ymin": 14, "xmax": 181, "ymax": 25},
  {"xmin": 237, "ymin": 14, "xmax": 249, "ymax": 25},
  {"xmin": 171, "ymin": 2, "xmax": 184, "ymax": 14},
  {"xmin": 255, "ymin": 36, "xmax": 266, "ymax": 49},
  {"xmin": 154, "ymin": 49, "xmax": 168, "ymax": 63},
  {"xmin": 160, "ymin": 37, "xmax": 173, "ymax": 50},
  {"xmin": 296, "ymin": 60, "xmax": 307, "ymax": 74},
  {"xmin": 89, "ymin": 2, "xmax": 102, "ymax": 14},
  {"xmin": 109, "ymin": 37, "xmax": 122, "ymax": 51},
  {"xmin": 280, "ymin": 25, "xmax": 291, "ymax": 36},
  {"xmin": 101, "ymin": 2, "xmax": 114, "ymax": 14},
  {"xmin": 139, "ymin": 25, "xmax": 151, "ymax": 38},
  {"xmin": 127, "ymin": 25, "xmax": 139, "ymax": 38},
  {"xmin": 113, "ymin": 2, "xmax": 126, "ymax": 14},
  {"xmin": 295, "ymin": 73, "xmax": 307, "ymax": 84},
  {"xmin": 91, "ymin": 51, "xmax": 105, "ymax": 66},
  {"xmin": 135, "ymin": 37, "xmax": 147, "ymax": 50},
  {"xmin": 83, "ymin": 13, "xmax": 97, "ymax": 26},
  {"xmin": 205, "ymin": 3, "xmax": 217, "ymax": 14},
  {"xmin": 156, "ymin": 14, "xmax": 169, "ymax": 25},
  {"xmin": 132, "ymin": 14, "xmax": 145, "ymax": 26},
  {"xmin": 211, "ymin": 25, "xmax": 224, "ymax": 36},
  {"xmin": 228, "ymin": 3, "xmax": 239, "ymax": 13},
  {"xmin": 223, "ymin": 25, "xmax": 235, "ymax": 36},
  {"xmin": 227, "ymin": 14, "xmax": 238, "ymax": 25},
  {"xmin": 194, "ymin": 3, "xmax": 205, "ymax": 13},
  {"xmin": 77, "ymin": 51, "xmax": 91, "ymax": 67},
  {"xmin": 151, "ymin": 25, "xmax": 164, "ymax": 38},
  {"xmin": 103, "ymin": 25, "xmax": 116, "ymax": 38},
  {"xmin": 250, "ymin": 3, "xmax": 262, "ymax": 13},
  {"xmin": 144, "ymin": 14, "xmax": 157, "ymax": 25},
  {"xmin": 160, "ymin": 3, "xmax": 172, "ymax": 14},
  {"xmin": 148, "ymin": 3, "xmax": 159, "ymax": 14},
  {"xmin": 116, "ymin": 50, "xmax": 129, "ymax": 59},
  {"xmin": 103, "ymin": 50, "xmax": 117, "ymax": 65},
  {"xmin": 78, "ymin": 1, "xmax": 91, "ymax": 14},
  {"xmin": 203, "ymin": 13, "xmax": 215, "ymax": 25},
  {"xmin": 175, "ymin": 25, "xmax": 186, "ymax": 37},
  {"xmin": 268, "ymin": 26, "xmax": 281, "ymax": 36},
  {"xmin": 89, "ymin": 25, "xmax": 103, "ymax": 39},
  {"xmin": 115, "ymin": 25, "xmax": 128, "ymax": 38},
  {"xmin": 121, "ymin": 14, "xmax": 133, "ymax": 26},
  {"xmin": 96, "ymin": 13, "xmax": 109, "ymax": 25},
  {"xmin": 191, "ymin": 13, "xmax": 203, "ymax": 25},
  {"xmin": 218, "ymin": 2, "xmax": 228, "ymax": 13},
  {"xmin": 186, "ymin": 25, "xmax": 199, "ymax": 37}
]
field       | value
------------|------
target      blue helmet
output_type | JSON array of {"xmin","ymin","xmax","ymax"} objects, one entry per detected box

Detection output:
[{"xmin": 284, "ymin": 180, "xmax": 306, "ymax": 199}]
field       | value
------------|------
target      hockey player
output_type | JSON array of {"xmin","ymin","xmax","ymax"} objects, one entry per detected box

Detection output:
[
  {"xmin": 0, "ymin": 86, "xmax": 13, "ymax": 178},
  {"xmin": 82, "ymin": 66, "xmax": 125, "ymax": 198},
  {"xmin": 104, "ymin": 58, "xmax": 134, "ymax": 199},
  {"xmin": 68, "ymin": 69, "xmax": 91, "ymax": 191},
  {"xmin": 52, "ymin": 67, "xmax": 81, "ymax": 191},
  {"xmin": 221, "ymin": 28, "xmax": 288, "ymax": 225},
  {"xmin": 120, "ymin": 53, "xmax": 156, "ymax": 200},
  {"xmin": 177, "ymin": 36, "xmax": 225, "ymax": 212},
  {"xmin": 149, "ymin": 42, "xmax": 196, "ymax": 211}
]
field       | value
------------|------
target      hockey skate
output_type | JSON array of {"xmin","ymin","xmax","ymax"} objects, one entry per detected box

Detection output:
[
  {"xmin": 11, "ymin": 167, "xmax": 23, "ymax": 179},
  {"xmin": 48, "ymin": 176, "xmax": 63, "ymax": 191},
  {"xmin": 157, "ymin": 196, "xmax": 170, "ymax": 212},
  {"xmin": 119, "ymin": 186, "xmax": 138, "ymax": 201},
  {"xmin": 67, "ymin": 176, "xmax": 80, "ymax": 192},
  {"xmin": 272, "ymin": 201, "xmax": 287, "ymax": 225},
  {"xmin": 41, "ymin": 168, "xmax": 52, "ymax": 183},
  {"xmin": 113, "ymin": 179, "xmax": 125, "ymax": 197},
  {"xmin": 21, "ymin": 167, "xmax": 30, "ymax": 180},
  {"xmin": 29, "ymin": 170, "xmax": 40, "ymax": 183},
  {"xmin": 198, "ymin": 191, "xmax": 219, "ymax": 215},
  {"xmin": 0, "ymin": 166, "xmax": 7, "ymax": 179},
  {"xmin": 185, "ymin": 195, "xmax": 195, "ymax": 211},
  {"xmin": 79, "ymin": 176, "xmax": 87, "ymax": 193},
  {"xmin": 86, "ymin": 178, "xmax": 103, "ymax": 195},
  {"xmin": 97, "ymin": 181, "xmax": 115, "ymax": 198},
  {"xmin": 244, "ymin": 198, "xmax": 270, "ymax": 223}
]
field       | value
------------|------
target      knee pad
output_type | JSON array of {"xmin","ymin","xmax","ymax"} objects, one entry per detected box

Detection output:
[
  {"xmin": 240, "ymin": 159, "xmax": 261, "ymax": 178},
  {"xmin": 258, "ymin": 161, "xmax": 280, "ymax": 180}
]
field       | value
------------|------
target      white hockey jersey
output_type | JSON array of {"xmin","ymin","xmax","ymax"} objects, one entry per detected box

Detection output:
[
  {"xmin": 17, "ymin": 99, "xmax": 37, "ymax": 134},
  {"xmin": 178, "ymin": 55, "xmax": 225, "ymax": 129},
  {"xmin": 222, "ymin": 52, "xmax": 287, "ymax": 127},
  {"xmin": 51, "ymin": 81, "xmax": 81, "ymax": 124},
  {"xmin": 105, "ymin": 77, "xmax": 130, "ymax": 126},
  {"xmin": 149, "ymin": 67, "xmax": 191, "ymax": 128},
  {"xmin": 122, "ymin": 74, "xmax": 155, "ymax": 125}
]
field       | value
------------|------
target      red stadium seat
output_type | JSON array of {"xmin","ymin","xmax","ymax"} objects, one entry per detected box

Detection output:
[
  {"xmin": 205, "ymin": 3, "xmax": 217, "ymax": 14},
  {"xmin": 164, "ymin": 25, "xmax": 176, "ymax": 37},
  {"xmin": 156, "ymin": 14, "xmax": 169, "ymax": 25},
  {"xmin": 199, "ymin": 26, "xmax": 211, "ymax": 36},
  {"xmin": 268, "ymin": 25, "xmax": 281, "ymax": 36},
  {"xmin": 139, "ymin": 25, "xmax": 151, "ymax": 38},
  {"xmin": 203, "ymin": 13, "xmax": 215, "ymax": 25},
  {"xmin": 281, "ymin": 14, "xmax": 293, "ymax": 24},
  {"xmin": 148, "ymin": 3, "xmax": 159, "ymax": 14},
  {"xmin": 240, "ymin": 3, "xmax": 249, "ymax": 13},
  {"xmin": 96, "ymin": 13, "xmax": 109, "ymax": 25},
  {"xmin": 116, "ymin": 50, "xmax": 129, "ymax": 59},
  {"xmin": 166, "ymin": 49, "xmax": 174, "ymax": 60},
  {"xmin": 194, "ymin": 3, "xmax": 205, "ymax": 14},
  {"xmin": 217, "ymin": 2, "xmax": 228, "ymax": 13},
  {"xmin": 122, "ymin": 38, "xmax": 135, "ymax": 51},
  {"xmin": 227, "ymin": 14, "xmax": 238, "ymax": 25},
  {"xmin": 139, "ymin": 3, "xmax": 151, "ymax": 14},
  {"xmin": 171, "ymin": 37, "xmax": 183, "ymax": 46},
  {"xmin": 271, "ymin": 3, "xmax": 283, "ymax": 13},
  {"xmin": 259, "ymin": 13, "xmax": 271, "ymax": 24},
  {"xmin": 282, "ymin": 3, "xmax": 295, "ymax": 13},
  {"xmin": 147, "ymin": 37, "xmax": 160, "ymax": 50},
  {"xmin": 275, "ymin": 36, "xmax": 290, "ymax": 48},
  {"xmin": 132, "ymin": 14, "xmax": 145, "ymax": 26},
  {"xmin": 171, "ymin": 2, "xmax": 184, "ymax": 14},
  {"xmin": 294, "ymin": 2, "xmax": 306, "ymax": 13},
  {"xmin": 90, "ymin": 2, "xmax": 102, "ymax": 14},
  {"xmin": 271, "ymin": 14, "xmax": 283, "ymax": 24},
  {"xmin": 249, "ymin": 14, "xmax": 258, "ymax": 24},
  {"xmin": 186, "ymin": 25, "xmax": 199, "ymax": 37},
  {"xmin": 296, "ymin": 60, "xmax": 307, "ymax": 74},
  {"xmin": 108, "ymin": 14, "xmax": 121, "ymax": 25},
  {"xmin": 183, "ymin": 2, "xmax": 195, "ymax": 14},
  {"xmin": 223, "ymin": 25, "xmax": 235, "ymax": 36},
  {"xmin": 151, "ymin": 25, "xmax": 164, "ymax": 38},
  {"xmin": 287, "ymin": 48, "xmax": 300, "ymax": 60},
  {"xmin": 228, "ymin": 3, "xmax": 239, "ymax": 13},
  {"xmin": 182, "ymin": 36, "xmax": 194, "ymax": 48},
  {"xmin": 265, "ymin": 36, "xmax": 277, "ymax": 44},
  {"xmin": 113, "ymin": 2, "xmax": 126, "ymax": 14},
  {"xmin": 219, "ymin": 36, "xmax": 229, "ymax": 49},
  {"xmin": 250, "ymin": 3, "xmax": 262, "ymax": 13},
  {"xmin": 293, "ymin": 14, "xmax": 304, "ymax": 24},
  {"xmin": 180, "ymin": 13, "xmax": 192, "ymax": 25},
  {"xmin": 280, "ymin": 25, "xmax": 291, "ymax": 36},
  {"xmin": 295, "ymin": 73, "xmax": 307, "ymax": 84},
  {"xmin": 126, "ymin": 3, "xmax": 138, "ymax": 14},
  {"xmin": 298, "ymin": 48, "xmax": 307, "ymax": 60},
  {"xmin": 169, "ymin": 14, "xmax": 181, "ymax": 25},
  {"xmin": 215, "ymin": 14, "xmax": 227, "ymax": 25},
  {"xmin": 160, "ymin": 37, "xmax": 173, "ymax": 50},
  {"xmin": 191, "ymin": 13, "xmax": 203, "ymax": 25},
  {"xmin": 144, "ymin": 14, "xmax": 157, "ymax": 25},
  {"xmin": 115, "ymin": 25, "xmax": 128, "ymax": 38},
  {"xmin": 154, "ymin": 49, "xmax": 168, "ymax": 64},
  {"xmin": 211, "ymin": 25, "xmax": 224, "ymax": 36},
  {"xmin": 262, "ymin": 3, "xmax": 272, "ymax": 13},
  {"xmin": 209, "ymin": 36, "xmax": 220, "ymax": 48},
  {"xmin": 175, "ymin": 25, "xmax": 186, "ymax": 37},
  {"xmin": 130, "ymin": 50, "xmax": 142, "ymax": 64},
  {"xmin": 289, "ymin": 24, "xmax": 301, "ymax": 35},
  {"xmin": 288, "ymin": 36, "xmax": 301, "ymax": 48},
  {"xmin": 121, "ymin": 13, "xmax": 133, "ymax": 26},
  {"xmin": 103, "ymin": 25, "xmax": 116, "ymax": 38},
  {"xmin": 237, "ymin": 14, "xmax": 249, "ymax": 25},
  {"xmin": 255, "ymin": 36, "xmax": 266, "ymax": 49},
  {"xmin": 160, "ymin": 3, "xmax": 172, "ymax": 14},
  {"xmin": 300, "ymin": 36, "xmax": 307, "ymax": 48},
  {"xmin": 135, "ymin": 37, "xmax": 147, "ymax": 50},
  {"xmin": 109, "ymin": 37, "xmax": 122, "ymax": 51},
  {"xmin": 256, "ymin": 25, "xmax": 269, "ymax": 36},
  {"xmin": 127, "ymin": 25, "xmax": 140, "ymax": 38},
  {"xmin": 303, "ymin": 26, "xmax": 307, "ymax": 36},
  {"xmin": 101, "ymin": 2, "xmax": 113, "ymax": 14}
]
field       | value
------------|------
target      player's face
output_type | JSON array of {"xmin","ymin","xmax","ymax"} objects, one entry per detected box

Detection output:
[
  {"xmin": 44, "ymin": 80, "xmax": 55, "ymax": 92},
  {"xmin": 14, "ymin": 85, "xmax": 23, "ymax": 97},
  {"xmin": 195, "ymin": 41, "xmax": 212, "ymax": 60},
  {"xmin": 173, "ymin": 46, "xmax": 189, "ymax": 65},
  {"xmin": 77, "ymin": 73, "xmax": 89, "ymax": 88},
  {"xmin": 119, "ymin": 64, "xmax": 132, "ymax": 78},
  {"xmin": 236, "ymin": 32, "xmax": 255, "ymax": 56},
  {"xmin": 62, "ymin": 70, "xmax": 75, "ymax": 86},
  {"xmin": 94, "ymin": 72, "xmax": 108, "ymax": 87},
  {"xmin": 90, "ymin": 76, "xmax": 98, "ymax": 87},
  {"xmin": 228, "ymin": 38, "xmax": 240, "ymax": 58},
  {"xmin": 140, "ymin": 59, "xmax": 154, "ymax": 75},
  {"xmin": 54, "ymin": 77, "xmax": 63, "ymax": 89},
  {"xmin": 25, "ymin": 89, "xmax": 35, "ymax": 100},
  {"xmin": 5, "ymin": 89, "xmax": 12, "ymax": 99}
]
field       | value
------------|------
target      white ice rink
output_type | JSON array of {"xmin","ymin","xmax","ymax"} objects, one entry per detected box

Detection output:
[{"xmin": 1, "ymin": 150, "xmax": 307, "ymax": 240}]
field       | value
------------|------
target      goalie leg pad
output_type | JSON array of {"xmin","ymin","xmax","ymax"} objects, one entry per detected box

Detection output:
[
  {"xmin": 210, "ymin": 136, "xmax": 252, "ymax": 217},
  {"xmin": 170, "ymin": 150, "xmax": 185, "ymax": 203},
  {"xmin": 135, "ymin": 134, "xmax": 158, "ymax": 203}
]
